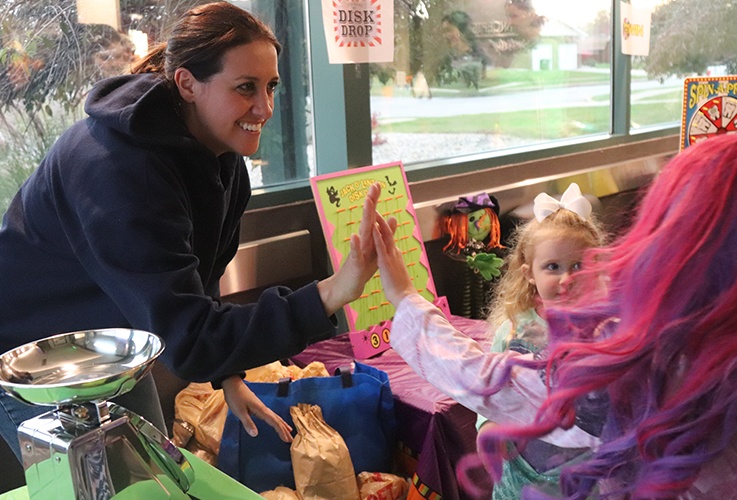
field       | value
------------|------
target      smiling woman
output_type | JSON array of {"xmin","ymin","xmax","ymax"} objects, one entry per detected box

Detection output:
[
  {"xmin": 173, "ymin": 41, "xmax": 279, "ymax": 157},
  {"xmin": 0, "ymin": 1, "xmax": 384, "ymax": 473},
  {"xmin": 131, "ymin": 2, "xmax": 281, "ymax": 158}
]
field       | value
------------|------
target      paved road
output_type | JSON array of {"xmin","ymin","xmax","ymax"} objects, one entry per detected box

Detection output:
[{"xmin": 371, "ymin": 77, "xmax": 683, "ymax": 121}]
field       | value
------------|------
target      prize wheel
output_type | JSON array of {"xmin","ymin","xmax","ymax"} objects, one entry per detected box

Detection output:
[{"xmin": 687, "ymin": 95, "xmax": 737, "ymax": 147}]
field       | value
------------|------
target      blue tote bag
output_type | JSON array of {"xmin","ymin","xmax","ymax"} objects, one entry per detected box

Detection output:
[{"xmin": 218, "ymin": 362, "xmax": 397, "ymax": 492}]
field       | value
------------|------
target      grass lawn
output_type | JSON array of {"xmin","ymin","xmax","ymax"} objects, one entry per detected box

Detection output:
[
  {"xmin": 377, "ymin": 101, "xmax": 680, "ymax": 138},
  {"xmin": 371, "ymin": 67, "xmax": 680, "ymax": 139},
  {"xmin": 372, "ymin": 67, "xmax": 650, "ymax": 98}
]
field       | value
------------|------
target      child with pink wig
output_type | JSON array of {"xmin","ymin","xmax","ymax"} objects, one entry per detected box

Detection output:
[{"xmin": 373, "ymin": 134, "xmax": 737, "ymax": 498}]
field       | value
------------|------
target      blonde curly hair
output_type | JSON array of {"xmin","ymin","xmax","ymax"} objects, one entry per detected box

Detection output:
[{"xmin": 487, "ymin": 208, "xmax": 605, "ymax": 331}]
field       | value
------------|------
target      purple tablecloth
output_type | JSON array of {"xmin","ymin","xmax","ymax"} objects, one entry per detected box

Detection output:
[{"xmin": 291, "ymin": 315, "xmax": 494, "ymax": 500}]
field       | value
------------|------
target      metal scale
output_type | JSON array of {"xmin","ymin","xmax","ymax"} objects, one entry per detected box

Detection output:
[{"xmin": 0, "ymin": 329, "xmax": 194, "ymax": 499}]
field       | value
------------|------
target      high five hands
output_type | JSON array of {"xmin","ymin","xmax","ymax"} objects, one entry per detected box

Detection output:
[
  {"xmin": 318, "ymin": 182, "xmax": 397, "ymax": 315},
  {"xmin": 223, "ymin": 182, "xmax": 401, "ymax": 442}
]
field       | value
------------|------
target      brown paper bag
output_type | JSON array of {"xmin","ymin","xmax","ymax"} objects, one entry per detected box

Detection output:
[
  {"xmin": 245, "ymin": 361, "xmax": 329, "ymax": 383},
  {"xmin": 290, "ymin": 403, "xmax": 360, "ymax": 500},
  {"xmin": 173, "ymin": 382, "xmax": 228, "ymax": 465},
  {"xmin": 173, "ymin": 361, "xmax": 331, "ymax": 468},
  {"xmin": 193, "ymin": 388, "xmax": 227, "ymax": 455}
]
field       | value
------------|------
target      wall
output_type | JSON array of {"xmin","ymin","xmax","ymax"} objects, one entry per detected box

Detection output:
[{"xmin": 222, "ymin": 134, "xmax": 678, "ymax": 314}]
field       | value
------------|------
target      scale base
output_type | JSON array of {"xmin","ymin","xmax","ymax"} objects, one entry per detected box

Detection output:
[{"xmin": 19, "ymin": 403, "xmax": 191, "ymax": 500}]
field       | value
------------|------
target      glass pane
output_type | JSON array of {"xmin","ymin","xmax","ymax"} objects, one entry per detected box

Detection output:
[
  {"xmin": 0, "ymin": 0, "xmax": 312, "ymax": 216},
  {"xmin": 244, "ymin": 1, "xmax": 313, "ymax": 188},
  {"xmin": 371, "ymin": 0, "xmax": 613, "ymax": 166},
  {"xmin": 629, "ymin": 0, "xmax": 686, "ymax": 133}
]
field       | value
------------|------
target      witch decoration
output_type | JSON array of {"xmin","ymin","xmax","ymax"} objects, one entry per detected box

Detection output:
[{"xmin": 437, "ymin": 193, "xmax": 505, "ymax": 318}]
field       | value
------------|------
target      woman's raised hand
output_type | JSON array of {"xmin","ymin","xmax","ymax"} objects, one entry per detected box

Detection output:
[{"xmin": 317, "ymin": 182, "xmax": 391, "ymax": 315}]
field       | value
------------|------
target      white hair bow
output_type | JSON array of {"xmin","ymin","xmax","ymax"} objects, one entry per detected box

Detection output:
[{"xmin": 533, "ymin": 183, "xmax": 592, "ymax": 222}]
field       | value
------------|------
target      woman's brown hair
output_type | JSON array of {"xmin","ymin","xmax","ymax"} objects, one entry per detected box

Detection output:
[{"xmin": 132, "ymin": 2, "xmax": 281, "ymax": 82}]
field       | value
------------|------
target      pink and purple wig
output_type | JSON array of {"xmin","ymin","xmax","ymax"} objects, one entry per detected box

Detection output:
[{"xmin": 473, "ymin": 134, "xmax": 737, "ymax": 498}]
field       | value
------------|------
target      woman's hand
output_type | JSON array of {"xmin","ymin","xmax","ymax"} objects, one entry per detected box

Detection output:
[
  {"xmin": 318, "ymin": 182, "xmax": 396, "ymax": 315},
  {"xmin": 373, "ymin": 210, "xmax": 416, "ymax": 307},
  {"xmin": 221, "ymin": 375, "xmax": 293, "ymax": 443}
]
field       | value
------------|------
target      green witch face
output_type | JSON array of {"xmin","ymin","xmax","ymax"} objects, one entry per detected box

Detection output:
[{"xmin": 467, "ymin": 208, "xmax": 492, "ymax": 242}]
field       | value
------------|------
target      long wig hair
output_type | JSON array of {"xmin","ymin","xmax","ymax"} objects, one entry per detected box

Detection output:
[{"xmin": 475, "ymin": 134, "xmax": 737, "ymax": 498}]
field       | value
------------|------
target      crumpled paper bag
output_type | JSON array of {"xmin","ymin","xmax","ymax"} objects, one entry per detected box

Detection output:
[{"xmin": 290, "ymin": 403, "xmax": 360, "ymax": 500}]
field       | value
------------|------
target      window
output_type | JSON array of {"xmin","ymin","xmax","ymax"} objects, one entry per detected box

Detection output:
[
  {"xmin": 0, "ymin": 0, "xmax": 314, "ymax": 215},
  {"xmin": 369, "ymin": 0, "xmax": 614, "ymax": 166},
  {"xmin": 0, "ymin": 0, "xmax": 711, "ymax": 217},
  {"xmin": 630, "ymin": 0, "xmax": 734, "ymax": 134}
]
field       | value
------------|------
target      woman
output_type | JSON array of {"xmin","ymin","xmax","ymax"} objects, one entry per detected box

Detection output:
[{"xmin": 0, "ymin": 2, "xmax": 381, "ymax": 461}]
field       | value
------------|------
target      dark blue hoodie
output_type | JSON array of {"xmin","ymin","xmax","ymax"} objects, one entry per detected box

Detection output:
[{"xmin": 0, "ymin": 73, "xmax": 336, "ymax": 382}]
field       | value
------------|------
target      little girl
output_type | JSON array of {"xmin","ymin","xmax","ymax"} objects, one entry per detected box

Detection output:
[
  {"xmin": 480, "ymin": 183, "xmax": 606, "ymax": 498},
  {"xmin": 487, "ymin": 182, "xmax": 605, "ymax": 356},
  {"xmin": 371, "ymin": 183, "xmax": 605, "ymax": 499}
]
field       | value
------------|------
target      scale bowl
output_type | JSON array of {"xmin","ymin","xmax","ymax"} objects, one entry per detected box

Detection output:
[{"xmin": 0, "ymin": 329, "xmax": 164, "ymax": 406}]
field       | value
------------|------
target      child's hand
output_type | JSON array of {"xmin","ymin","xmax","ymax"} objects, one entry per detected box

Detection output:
[
  {"xmin": 221, "ymin": 375, "xmax": 293, "ymax": 443},
  {"xmin": 373, "ymin": 211, "xmax": 415, "ymax": 307}
]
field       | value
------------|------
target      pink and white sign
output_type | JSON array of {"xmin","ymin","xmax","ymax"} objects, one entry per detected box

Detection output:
[{"xmin": 321, "ymin": 0, "xmax": 394, "ymax": 64}]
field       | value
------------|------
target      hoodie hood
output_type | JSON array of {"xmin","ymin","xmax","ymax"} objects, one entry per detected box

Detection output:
[{"xmin": 85, "ymin": 73, "xmax": 194, "ymax": 148}]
